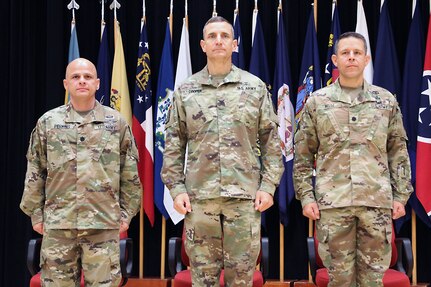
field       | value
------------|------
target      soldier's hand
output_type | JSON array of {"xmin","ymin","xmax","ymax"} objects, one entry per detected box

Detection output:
[
  {"xmin": 254, "ymin": 191, "xmax": 274, "ymax": 212},
  {"xmin": 302, "ymin": 202, "xmax": 320, "ymax": 220},
  {"xmin": 120, "ymin": 221, "xmax": 129, "ymax": 233},
  {"xmin": 174, "ymin": 193, "xmax": 192, "ymax": 215},
  {"xmin": 33, "ymin": 222, "xmax": 43, "ymax": 235},
  {"xmin": 392, "ymin": 201, "xmax": 406, "ymax": 220}
]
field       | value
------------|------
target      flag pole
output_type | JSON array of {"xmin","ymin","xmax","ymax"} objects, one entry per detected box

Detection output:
[
  {"xmin": 212, "ymin": 0, "xmax": 217, "ymax": 17},
  {"xmin": 412, "ymin": 211, "xmax": 417, "ymax": 285},
  {"xmin": 138, "ymin": 1, "xmax": 146, "ymax": 279},
  {"xmin": 277, "ymin": 1, "xmax": 285, "ymax": 282},
  {"xmin": 160, "ymin": 4, "xmax": 173, "ymax": 279},
  {"xmin": 169, "ymin": 0, "xmax": 173, "ymax": 40},
  {"xmin": 308, "ymin": 219, "xmax": 313, "ymax": 282},
  {"xmin": 160, "ymin": 217, "xmax": 166, "ymax": 279},
  {"xmin": 313, "ymin": 0, "xmax": 318, "ymax": 30},
  {"xmin": 100, "ymin": 0, "xmax": 105, "ymax": 40},
  {"xmin": 139, "ymin": 208, "xmax": 144, "ymax": 278},
  {"xmin": 309, "ymin": 2, "xmax": 317, "ymax": 280}
]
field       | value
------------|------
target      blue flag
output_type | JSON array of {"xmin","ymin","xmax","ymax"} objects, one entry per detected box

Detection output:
[
  {"xmin": 273, "ymin": 10, "xmax": 295, "ymax": 226},
  {"xmin": 323, "ymin": 4, "xmax": 340, "ymax": 87},
  {"xmin": 154, "ymin": 21, "xmax": 174, "ymax": 219},
  {"xmin": 249, "ymin": 11, "xmax": 271, "ymax": 91},
  {"xmin": 96, "ymin": 26, "xmax": 111, "ymax": 106},
  {"xmin": 233, "ymin": 12, "xmax": 246, "ymax": 70},
  {"xmin": 396, "ymin": 2, "xmax": 425, "ymax": 232},
  {"xmin": 249, "ymin": 10, "xmax": 271, "ymax": 227},
  {"xmin": 373, "ymin": 1, "xmax": 400, "ymax": 97},
  {"xmin": 65, "ymin": 23, "xmax": 80, "ymax": 104},
  {"xmin": 296, "ymin": 7, "xmax": 321, "ymax": 119},
  {"xmin": 68, "ymin": 24, "xmax": 80, "ymax": 63}
]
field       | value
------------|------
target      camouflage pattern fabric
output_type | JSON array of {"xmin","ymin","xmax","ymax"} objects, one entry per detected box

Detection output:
[
  {"xmin": 317, "ymin": 207, "xmax": 392, "ymax": 287},
  {"xmin": 293, "ymin": 80, "xmax": 413, "ymax": 210},
  {"xmin": 161, "ymin": 65, "xmax": 284, "ymax": 201},
  {"xmin": 184, "ymin": 197, "xmax": 261, "ymax": 287},
  {"xmin": 20, "ymin": 100, "xmax": 142, "ymax": 229},
  {"xmin": 40, "ymin": 229, "xmax": 121, "ymax": 287}
]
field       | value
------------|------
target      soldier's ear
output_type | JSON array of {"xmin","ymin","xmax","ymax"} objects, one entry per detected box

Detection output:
[
  {"xmin": 200, "ymin": 39, "xmax": 206, "ymax": 53},
  {"xmin": 331, "ymin": 54, "xmax": 338, "ymax": 67}
]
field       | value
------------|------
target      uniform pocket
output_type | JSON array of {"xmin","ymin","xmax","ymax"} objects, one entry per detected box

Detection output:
[
  {"xmin": 316, "ymin": 222, "xmax": 330, "ymax": 244},
  {"xmin": 46, "ymin": 129, "xmax": 76, "ymax": 170},
  {"xmin": 316, "ymin": 106, "xmax": 348, "ymax": 146}
]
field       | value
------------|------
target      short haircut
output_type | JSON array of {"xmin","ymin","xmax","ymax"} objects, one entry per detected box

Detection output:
[
  {"xmin": 202, "ymin": 16, "xmax": 234, "ymax": 39},
  {"xmin": 334, "ymin": 32, "xmax": 367, "ymax": 55}
]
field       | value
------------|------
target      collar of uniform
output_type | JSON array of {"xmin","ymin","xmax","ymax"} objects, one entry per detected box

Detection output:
[
  {"xmin": 196, "ymin": 64, "xmax": 241, "ymax": 86},
  {"xmin": 331, "ymin": 79, "xmax": 376, "ymax": 104},
  {"xmin": 64, "ymin": 100, "xmax": 106, "ymax": 123}
]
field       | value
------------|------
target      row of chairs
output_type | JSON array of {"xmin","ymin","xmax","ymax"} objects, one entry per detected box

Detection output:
[{"xmin": 26, "ymin": 224, "xmax": 413, "ymax": 287}]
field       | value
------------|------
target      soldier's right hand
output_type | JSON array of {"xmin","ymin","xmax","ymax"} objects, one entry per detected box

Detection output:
[
  {"xmin": 302, "ymin": 202, "xmax": 320, "ymax": 220},
  {"xmin": 33, "ymin": 222, "xmax": 43, "ymax": 235},
  {"xmin": 174, "ymin": 193, "xmax": 192, "ymax": 215}
]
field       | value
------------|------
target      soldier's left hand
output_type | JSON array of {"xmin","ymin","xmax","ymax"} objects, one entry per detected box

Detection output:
[
  {"xmin": 254, "ymin": 191, "xmax": 274, "ymax": 212},
  {"xmin": 392, "ymin": 201, "xmax": 406, "ymax": 220},
  {"xmin": 120, "ymin": 221, "xmax": 129, "ymax": 233}
]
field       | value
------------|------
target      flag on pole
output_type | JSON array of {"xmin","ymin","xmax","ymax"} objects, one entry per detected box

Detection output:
[
  {"xmin": 401, "ymin": 2, "xmax": 425, "ymax": 178},
  {"xmin": 249, "ymin": 10, "xmax": 271, "ymax": 91},
  {"xmin": 355, "ymin": 0, "xmax": 373, "ymax": 84},
  {"xmin": 373, "ymin": 1, "xmax": 400, "ymax": 97},
  {"xmin": 174, "ymin": 18, "xmax": 192, "ymax": 89},
  {"xmin": 155, "ymin": 20, "xmax": 175, "ymax": 220},
  {"xmin": 295, "ymin": 7, "xmax": 321, "ymax": 119},
  {"xmin": 323, "ymin": 3, "xmax": 340, "ymax": 87},
  {"xmin": 416, "ymin": 11, "xmax": 431, "ymax": 227},
  {"xmin": 249, "ymin": 8, "xmax": 272, "ymax": 227},
  {"xmin": 233, "ymin": 10, "xmax": 246, "ymax": 70},
  {"xmin": 96, "ymin": 24, "xmax": 111, "ymax": 106},
  {"xmin": 65, "ymin": 22, "xmax": 80, "ymax": 104},
  {"xmin": 273, "ymin": 8, "xmax": 294, "ymax": 226},
  {"xmin": 165, "ymin": 16, "xmax": 193, "ymax": 224},
  {"xmin": 396, "ymin": 1, "xmax": 426, "ymax": 231},
  {"xmin": 110, "ymin": 20, "xmax": 132, "ymax": 126},
  {"xmin": 132, "ymin": 20, "xmax": 155, "ymax": 226}
]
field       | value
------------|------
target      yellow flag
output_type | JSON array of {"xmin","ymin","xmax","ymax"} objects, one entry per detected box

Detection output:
[{"xmin": 110, "ymin": 20, "xmax": 132, "ymax": 126}]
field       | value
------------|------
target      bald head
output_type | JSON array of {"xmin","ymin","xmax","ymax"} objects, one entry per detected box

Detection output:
[
  {"xmin": 65, "ymin": 58, "xmax": 98, "ymax": 78},
  {"xmin": 63, "ymin": 58, "xmax": 100, "ymax": 111}
]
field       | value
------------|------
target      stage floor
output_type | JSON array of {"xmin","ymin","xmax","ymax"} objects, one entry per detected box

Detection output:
[{"xmin": 125, "ymin": 278, "xmax": 430, "ymax": 287}]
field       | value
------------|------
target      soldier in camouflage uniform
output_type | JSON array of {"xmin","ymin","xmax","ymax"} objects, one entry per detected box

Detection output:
[
  {"xmin": 293, "ymin": 32, "xmax": 413, "ymax": 287},
  {"xmin": 20, "ymin": 58, "xmax": 141, "ymax": 287},
  {"xmin": 161, "ymin": 16, "xmax": 284, "ymax": 287}
]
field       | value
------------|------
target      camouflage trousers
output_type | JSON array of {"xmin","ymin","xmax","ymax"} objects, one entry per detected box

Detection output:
[
  {"xmin": 317, "ymin": 206, "xmax": 392, "ymax": 287},
  {"xmin": 40, "ymin": 229, "xmax": 121, "ymax": 287},
  {"xmin": 184, "ymin": 197, "xmax": 261, "ymax": 287}
]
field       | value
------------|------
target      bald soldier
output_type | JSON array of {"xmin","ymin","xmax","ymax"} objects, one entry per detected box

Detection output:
[
  {"xmin": 161, "ymin": 16, "xmax": 284, "ymax": 286},
  {"xmin": 20, "ymin": 58, "xmax": 141, "ymax": 286}
]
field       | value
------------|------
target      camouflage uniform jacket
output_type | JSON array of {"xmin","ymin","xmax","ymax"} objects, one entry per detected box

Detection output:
[
  {"xmin": 20, "ymin": 101, "xmax": 142, "ymax": 229},
  {"xmin": 294, "ymin": 80, "xmax": 413, "ymax": 210},
  {"xmin": 161, "ymin": 65, "xmax": 284, "ymax": 201}
]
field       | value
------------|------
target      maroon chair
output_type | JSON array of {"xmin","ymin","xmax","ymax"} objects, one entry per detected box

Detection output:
[
  {"xmin": 27, "ymin": 232, "xmax": 133, "ymax": 287},
  {"xmin": 168, "ymin": 230, "xmax": 268, "ymax": 287},
  {"xmin": 306, "ymin": 224, "xmax": 413, "ymax": 287}
]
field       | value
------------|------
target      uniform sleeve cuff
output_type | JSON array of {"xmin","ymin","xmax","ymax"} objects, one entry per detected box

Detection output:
[
  {"xmin": 300, "ymin": 197, "xmax": 317, "ymax": 208},
  {"xmin": 259, "ymin": 181, "xmax": 276, "ymax": 196},
  {"xmin": 170, "ymin": 184, "xmax": 188, "ymax": 201},
  {"xmin": 31, "ymin": 212, "xmax": 43, "ymax": 227}
]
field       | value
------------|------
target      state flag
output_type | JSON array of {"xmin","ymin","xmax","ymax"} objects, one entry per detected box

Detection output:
[{"xmin": 132, "ymin": 20, "xmax": 155, "ymax": 226}]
